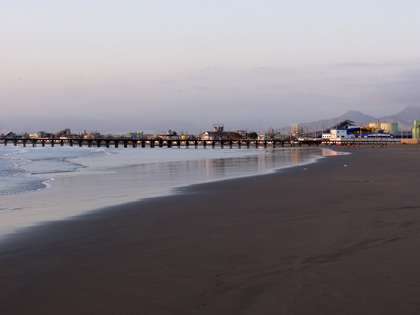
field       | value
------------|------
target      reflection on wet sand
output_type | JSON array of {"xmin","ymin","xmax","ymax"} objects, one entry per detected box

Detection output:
[{"xmin": 195, "ymin": 147, "xmax": 336, "ymax": 180}]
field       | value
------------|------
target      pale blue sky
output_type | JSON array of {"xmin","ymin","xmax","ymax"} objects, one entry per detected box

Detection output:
[{"xmin": 2, "ymin": 0, "xmax": 420, "ymax": 133}]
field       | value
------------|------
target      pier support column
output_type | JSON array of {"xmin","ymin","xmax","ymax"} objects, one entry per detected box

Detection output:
[
  {"xmin": 32, "ymin": 140, "xmax": 36, "ymax": 147},
  {"xmin": 203, "ymin": 141, "xmax": 207, "ymax": 148},
  {"xmin": 264, "ymin": 141, "xmax": 267, "ymax": 148},
  {"xmin": 51, "ymin": 141, "xmax": 54, "ymax": 147},
  {"xmin": 212, "ymin": 141, "xmax": 215, "ymax": 148},
  {"xmin": 23, "ymin": 141, "xmax": 26, "ymax": 147},
  {"xmin": 78, "ymin": 140, "xmax": 83, "ymax": 147},
  {"xmin": 124, "ymin": 141, "xmax": 128, "ymax": 148},
  {"xmin": 141, "ymin": 141, "xmax": 146, "ymax": 148},
  {"xmin": 115, "ymin": 142, "xmax": 119, "ymax": 148}
]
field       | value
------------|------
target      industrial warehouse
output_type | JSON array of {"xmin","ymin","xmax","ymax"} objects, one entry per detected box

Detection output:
[{"xmin": 321, "ymin": 120, "xmax": 420, "ymax": 144}]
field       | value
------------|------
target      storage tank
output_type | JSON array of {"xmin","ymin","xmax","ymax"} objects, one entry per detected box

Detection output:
[
  {"xmin": 412, "ymin": 121, "xmax": 420, "ymax": 139},
  {"xmin": 368, "ymin": 122, "xmax": 381, "ymax": 132},
  {"xmin": 380, "ymin": 122, "xmax": 398, "ymax": 133}
]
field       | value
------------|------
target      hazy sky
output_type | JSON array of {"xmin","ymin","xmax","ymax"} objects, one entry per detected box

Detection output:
[{"xmin": 2, "ymin": 0, "xmax": 420, "ymax": 133}]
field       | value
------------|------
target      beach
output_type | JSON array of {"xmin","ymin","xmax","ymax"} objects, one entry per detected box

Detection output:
[{"xmin": 1, "ymin": 144, "xmax": 420, "ymax": 314}]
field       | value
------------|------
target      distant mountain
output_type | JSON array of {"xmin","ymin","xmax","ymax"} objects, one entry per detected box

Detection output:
[
  {"xmin": 379, "ymin": 106, "xmax": 420, "ymax": 130},
  {"xmin": 293, "ymin": 110, "xmax": 376, "ymax": 132},
  {"xmin": 285, "ymin": 106, "xmax": 420, "ymax": 132}
]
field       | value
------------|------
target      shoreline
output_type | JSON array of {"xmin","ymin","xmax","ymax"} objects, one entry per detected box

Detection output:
[
  {"xmin": 2, "ymin": 145, "xmax": 420, "ymax": 314},
  {"xmin": 0, "ymin": 146, "xmax": 330, "ymax": 240}
]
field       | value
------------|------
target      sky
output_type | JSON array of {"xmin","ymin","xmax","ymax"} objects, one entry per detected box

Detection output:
[{"xmin": 2, "ymin": 0, "xmax": 420, "ymax": 133}]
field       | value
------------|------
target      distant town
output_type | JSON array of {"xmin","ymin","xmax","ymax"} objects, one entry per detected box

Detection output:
[{"xmin": 2, "ymin": 119, "xmax": 420, "ymax": 145}]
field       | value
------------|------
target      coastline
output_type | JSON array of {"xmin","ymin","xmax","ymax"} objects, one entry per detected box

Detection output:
[
  {"xmin": 2, "ymin": 145, "xmax": 420, "ymax": 314},
  {"xmin": 0, "ymin": 146, "xmax": 330, "ymax": 239}
]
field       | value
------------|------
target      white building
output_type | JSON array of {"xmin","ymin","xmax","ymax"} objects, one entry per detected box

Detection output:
[{"xmin": 322, "ymin": 129, "xmax": 354, "ymax": 141}]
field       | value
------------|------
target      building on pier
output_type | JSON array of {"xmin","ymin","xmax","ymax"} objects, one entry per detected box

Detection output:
[
  {"xmin": 161, "ymin": 130, "xmax": 179, "ymax": 140},
  {"xmin": 125, "ymin": 130, "xmax": 144, "ymax": 138},
  {"xmin": 322, "ymin": 129, "xmax": 354, "ymax": 141},
  {"xmin": 4, "ymin": 131, "xmax": 17, "ymax": 138},
  {"xmin": 201, "ymin": 131, "xmax": 241, "ymax": 140},
  {"xmin": 200, "ymin": 124, "xmax": 241, "ymax": 140},
  {"xmin": 258, "ymin": 128, "xmax": 282, "ymax": 141},
  {"xmin": 29, "ymin": 131, "xmax": 54, "ymax": 139},
  {"xmin": 55, "ymin": 128, "xmax": 72, "ymax": 138},
  {"xmin": 83, "ymin": 131, "xmax": 102, "ymax": 139}
]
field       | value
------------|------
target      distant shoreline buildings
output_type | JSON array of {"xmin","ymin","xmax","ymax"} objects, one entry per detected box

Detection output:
[
  {"xmin": 2, "ymin": 119, "xmax": 420, "ymax": 142},
  {"xmin": 321, "ymin": 120, "xmax": 409, "ymax": 141}
]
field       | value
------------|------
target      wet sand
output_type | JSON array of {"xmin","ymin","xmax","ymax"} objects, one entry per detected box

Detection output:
[{"xmin": 1, "ymin": 145, "xmax": 420, "ymax": 314}]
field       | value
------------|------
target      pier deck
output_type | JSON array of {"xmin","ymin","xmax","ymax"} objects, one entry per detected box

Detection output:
[
  {"xmin": 1, "ymin": 137, "xmax": 402, "ymax": 149},
  {"xmin": 0, "ymin": 137, "xmax": 323, "ymax": 149}
]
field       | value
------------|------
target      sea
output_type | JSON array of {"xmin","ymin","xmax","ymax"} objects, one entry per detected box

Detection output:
[{"xmin": 0, "ymin": 145, "xmax": 339, "ymax": 239}]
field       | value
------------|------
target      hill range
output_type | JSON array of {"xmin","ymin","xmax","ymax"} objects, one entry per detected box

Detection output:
[{"xmin": 290, "ymin": 106, "xmax": 420, "ymax": 132}]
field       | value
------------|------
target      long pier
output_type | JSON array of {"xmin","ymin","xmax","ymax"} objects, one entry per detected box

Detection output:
[
  {"xmin": 0, "ymin": 137, "xmax": 323, "ymax": 149},
  {"xmin": 2, "ymin": 137, "xmax": 402, "ymax": 149}
]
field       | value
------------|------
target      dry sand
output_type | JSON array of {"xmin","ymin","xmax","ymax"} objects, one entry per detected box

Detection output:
[{"xmin": 1, "ymin": 145, "xmax": 420, "ymax": 314}]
